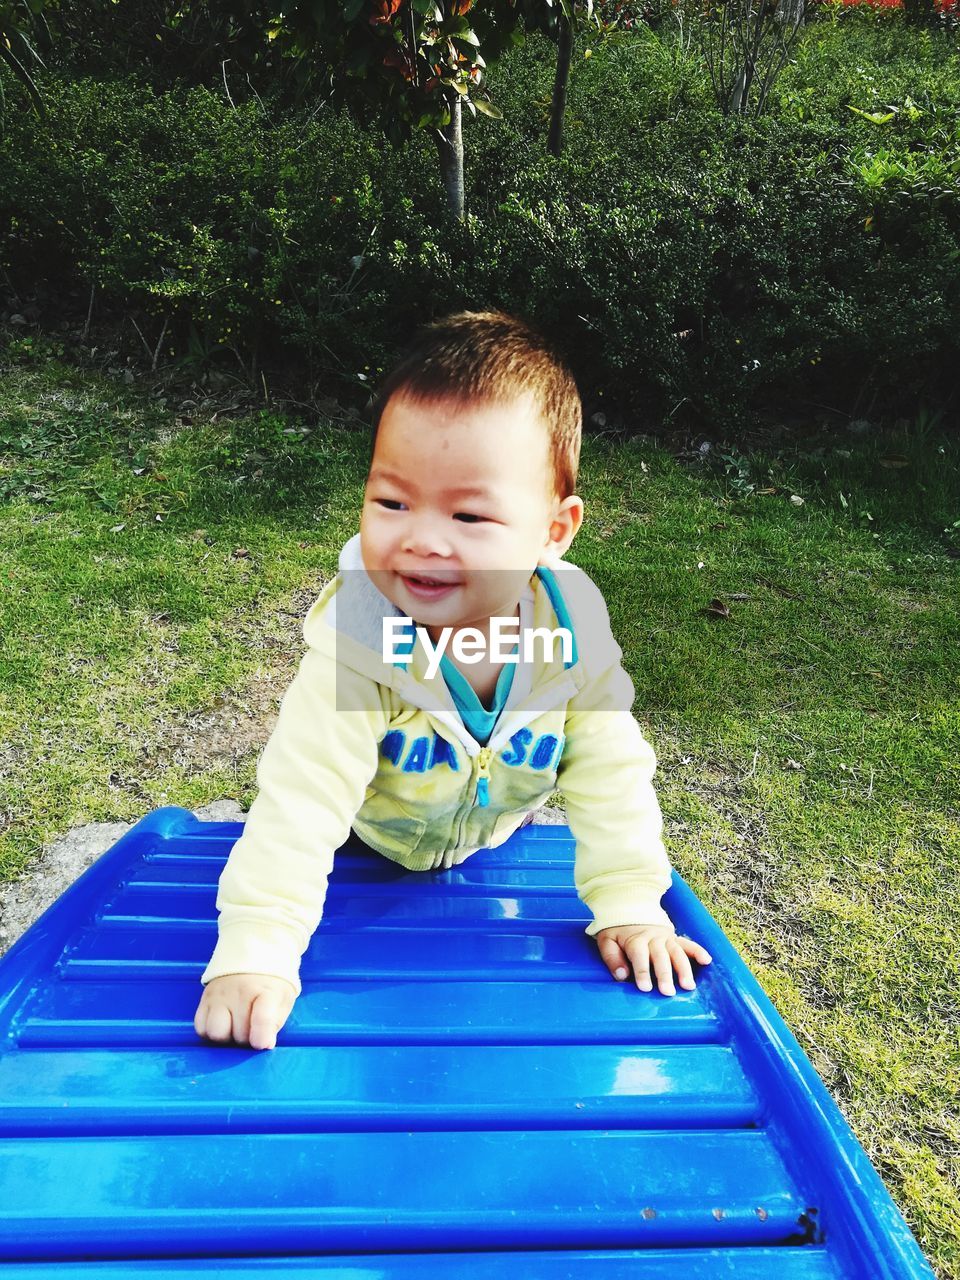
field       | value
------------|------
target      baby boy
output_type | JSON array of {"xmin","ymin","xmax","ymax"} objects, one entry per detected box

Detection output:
[{"xmin": 194, "ymin": 309, "xmax": 711, "ymax": 1050}]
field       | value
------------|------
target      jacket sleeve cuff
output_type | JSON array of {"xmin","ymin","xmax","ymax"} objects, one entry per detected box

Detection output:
[
  {"xmin": 199, "ymin": 923, "xmax": 305, "ymax": 998},
  {"xmin": 581, "ymin": 885, "xmax": 673, "ymax": 937}
]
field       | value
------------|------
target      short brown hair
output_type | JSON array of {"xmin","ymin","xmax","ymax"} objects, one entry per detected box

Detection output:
[{"xmin": 370, "ymin": 310, "xmax": 582, "ymax": 498}]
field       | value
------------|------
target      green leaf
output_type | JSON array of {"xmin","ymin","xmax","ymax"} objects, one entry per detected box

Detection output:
[
  {"xmin": 342, "ymin": 0, "xmax": 366, "ymax": 20},
  {"xmin": 445, "ymin": 15, "xmax": 476, "ymax": 36},
  {"xmin": 451, "ymin": 35, "xmax": 480, "ymax": 59},
  {"xmin": 847, "ymin": 106, "xmax": 895, "ymax": 126},
  {"xmin": 474, "ymin": 98, "xmax": 503, "ymax": 119}
]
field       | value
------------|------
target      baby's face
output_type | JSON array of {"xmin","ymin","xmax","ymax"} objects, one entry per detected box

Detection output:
[{"xmin": 360, "ymin": 391, "xmax": 576, "ymax": 638}]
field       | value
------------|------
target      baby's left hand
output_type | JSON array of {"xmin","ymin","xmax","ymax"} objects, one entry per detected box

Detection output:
[{"xmin": 595, "ymin": 924, "xmax": 712, "ymax": 996}]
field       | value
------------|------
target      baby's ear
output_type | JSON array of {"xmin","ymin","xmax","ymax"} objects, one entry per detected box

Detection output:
[{"xmin": 542, "ymin": 495, "xmax": 584, "ymax": 564}]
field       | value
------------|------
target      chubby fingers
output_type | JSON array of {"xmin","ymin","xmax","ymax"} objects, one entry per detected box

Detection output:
[
  {"xmin": 601, "ymin": 930, "xmax": 714, "ymax": 997},
  {"xmin": 666, "ymin": 936, "xmax": 696, "ymax": 991},
  {"xmin": 596, "ymin": 934, "xmax": 636, "ymax": 986},
  {"xmin": 248, "ymin": 990, "xmax": 290, "ymax": 1051},
  {"xmin": 193, "ymin": 981, "xmax": 294, "ymax": 1050},
  {"xmin": 649, "ymin": 934, "xmax": 714, "ymax": 994},
  {"xmin": 678, "ymin": 935, "xmax": 713, "ymax": 968},
  {"xmin": 647, "ymin": 936, "xmax": 677, "ymax": 996},
  {"xmin": 622, "ymin": 935, "xmax": 656, "ymax": 992},
  {"xmin": 194, "ymin": 992, "xmax": 234, "ymax": 1044}
]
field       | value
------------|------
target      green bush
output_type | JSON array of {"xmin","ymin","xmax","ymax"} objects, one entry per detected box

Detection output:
[
  {"xmin": 2, "ymin": 79, "xmax": 270, "ymax": 348},
  {"xmin": 1, "ymin": 13, "xmax": 958, "ymax": 429}
]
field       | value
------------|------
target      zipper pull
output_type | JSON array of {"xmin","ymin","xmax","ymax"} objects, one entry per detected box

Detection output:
[{"xmin": 475, "ymin": 747, "xmax": 492, "ymax": 807}]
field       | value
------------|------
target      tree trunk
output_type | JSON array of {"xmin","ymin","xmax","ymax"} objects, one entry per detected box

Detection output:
[
  {"xmin": 548, "ymin": 12, "xmax": 573, "ymax": 157},
  {"xmin": 775, "ymin": 0, "xmax": 805, "ymax": 25},
  {"xmin": 730, "ymin": 58, "xmax": 754, "ymax": 114},
  {"xmin": 433, "ymin": 95, "xmax": 465, "ymax": 222}
]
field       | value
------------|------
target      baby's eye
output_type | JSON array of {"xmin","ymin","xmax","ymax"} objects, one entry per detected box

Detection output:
[
  {"xmin": 453, "ymin": 512, "xmax": 487, "ymax": 524},
  {"xmin": 375, "ymin": 499, "xmax": 407, "ymax": 511}
]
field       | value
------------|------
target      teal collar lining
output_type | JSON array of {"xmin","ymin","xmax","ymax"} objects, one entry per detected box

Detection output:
[
  {"xmin": 534, "ymin": 565, "xmax": 579, "ymax": 669},
  {"xmin": 439, "ymin": 651, "xmax": 515, "ymax": 744}
]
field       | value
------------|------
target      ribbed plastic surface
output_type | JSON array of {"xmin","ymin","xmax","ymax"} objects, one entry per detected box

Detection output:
[{"xmin": 0, "ymin": 808, "xmax": 934, "ymax": 1277}]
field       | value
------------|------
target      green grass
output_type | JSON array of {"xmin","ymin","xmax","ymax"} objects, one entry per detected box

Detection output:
[
  {"xmin": 1, "ymin": 340, "xmax": 959, "ymax": 1276},
  {"xmin": 576, "ymin": 425, "xmax": 959, "ymax": 1278},
  {"xmin": 0, "ymin": 349, "xmax": 370, "ymax": 862}
]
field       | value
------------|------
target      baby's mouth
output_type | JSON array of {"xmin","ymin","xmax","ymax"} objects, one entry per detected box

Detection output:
[{"xmin": 397, "ymin": 572, "xmax": 463, "ymax": 601}]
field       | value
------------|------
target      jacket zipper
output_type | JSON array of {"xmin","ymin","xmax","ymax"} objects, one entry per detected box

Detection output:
[
  {"xmin": 449, "ymin": 745, "xmax": 493, "ymax": 857},
  {"xmin": 475, "ymin": 747, "xmax": 493, "ymax": 807},
  {"xmin": 431, "ymin": 677, "xmax": 578, "ymax": 857}
]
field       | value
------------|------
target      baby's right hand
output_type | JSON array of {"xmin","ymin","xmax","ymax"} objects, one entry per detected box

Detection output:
[{"xmin": 193, "ymin": 973, "xmax": 297, "ymax": 1050}]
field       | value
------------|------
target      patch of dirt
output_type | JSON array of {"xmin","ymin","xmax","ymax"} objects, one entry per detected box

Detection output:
[
  {"xmin": 665, "ymin": 759, "xmax": 814, "ymax": 966},
  {"xmin": 144, "ymin": 586, "xmax": 322, "ymax": 776}
]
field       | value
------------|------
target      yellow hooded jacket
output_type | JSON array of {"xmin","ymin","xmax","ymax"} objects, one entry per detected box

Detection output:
[{"xmin": 200, "ymin": 535, "xmax": 673, "ymax": 996}]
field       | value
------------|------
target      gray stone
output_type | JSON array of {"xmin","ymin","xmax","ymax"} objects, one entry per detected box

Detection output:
[
  {"xmin": 0, "ymin": 801, "xmax": 245, "ymax": 957},
  {"xmin": 195, "ymin": 799, "xmax": 246, "ymax": 823},
  {"xmin": 530, "ymin": 804, "xmax": 568, "ymax": 825},
  {"xmin": 0, "ymin": 820, "xmax": 131, "ymax": 957}
]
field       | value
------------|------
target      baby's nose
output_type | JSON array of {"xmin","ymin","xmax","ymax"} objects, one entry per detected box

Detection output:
[{"xmin": 401, "ymin": 516, "xmax": 453, "ymax": 558}]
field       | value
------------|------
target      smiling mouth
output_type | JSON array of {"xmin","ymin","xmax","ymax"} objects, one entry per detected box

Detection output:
[{"xmin": 398, "ymin": 573, "xmax": 463, "ymax": 598}]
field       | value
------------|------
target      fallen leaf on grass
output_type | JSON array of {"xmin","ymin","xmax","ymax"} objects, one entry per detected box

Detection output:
[
  {"xmin": 879, "ymin": 455, "xmax": 909, "ymax": 469},
  {"xmin": 700, "ymin": 598, "xmax": 730, "ymax": 619}
]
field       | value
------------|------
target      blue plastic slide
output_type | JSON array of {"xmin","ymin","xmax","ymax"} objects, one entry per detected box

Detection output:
[{"xmin": 0, "ymin": 807, "xmax": 936, "ymax": 1276}]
